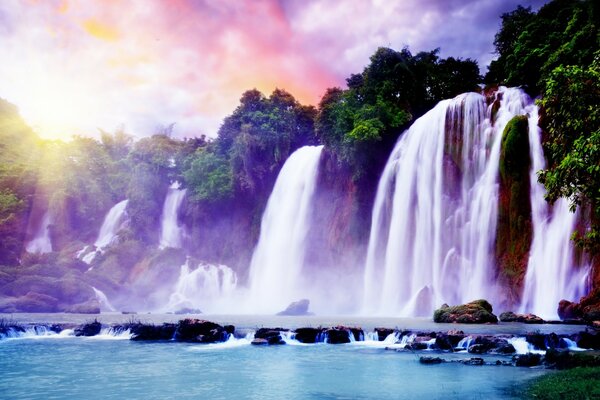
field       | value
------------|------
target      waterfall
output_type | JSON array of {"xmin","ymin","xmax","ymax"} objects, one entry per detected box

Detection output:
[
  {"xmin": 362, "ymin": 88, "xmax": 538, "ymax": 316},
  {"xmin": 166, "ymin": 258, "xmax": 238, "ymax": 314},
  {"xmin": 92, "ymin": 287, "xmax": 116, "ymax": 312},
  {"xmin": 25, "ymin": 212, "xmax": 52, "ymax": 254},
  {"xmin": 247, "ymin": 145, "xmax": 323, "ymax": 313},
  {"xmin": 95, "ymin": 200, "xmax": 129, "ymax": 248},
  {"xmin": 519, "ymin": 105, "xmax": 589, "ymax": 319},
  {"xmin": 79, "ymin": 200, "xmax": 128, "ymax": 264},
  {"xmin": 159, "ymin": 182, "xmax": 187, "ymax": 249}
]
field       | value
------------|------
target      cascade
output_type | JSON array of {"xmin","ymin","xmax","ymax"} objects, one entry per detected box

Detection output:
[
  {"xmin": 25, "ymin": 212, "xmax": 53, "ymax": 254},
  {"xmin": 246, "ymin": 145, "xmax": 323, "ymax": 313},
  {"xmin": 159, "ymin": 182, "xmax": 187, "ymax": 249},
  {"xmin": 519, "ymin": 104, "xmax": 589, "ymax": 319},
  {"xmin": 79, "ymin": 200, "xmax": 128, "ymax": 264},
  {"xmin": 166, "ymin": 258, "xmax": 238, "ymax": 314},
  {"xmin": 363, "ymin": 88, "xmax": 545, "ymax": 316}
]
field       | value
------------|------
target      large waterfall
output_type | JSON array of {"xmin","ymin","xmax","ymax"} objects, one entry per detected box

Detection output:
[
  {"xmin": 159, "ymin": 182, "xmax": 187, "ymax": 249},
  {"xmin": 25, "ymin": 212, "xmax": 52, "ymax": 254},
  {"xmin": 247, "ymin": 145, "xmax": 323, "ymax": 313},
  {"xmin": 519, "ymin": 104, "xmax": 589, "ymax": 319},
  {"xmin": 362, "ymin": 87, "xmax": 587, "ymax": 317}
]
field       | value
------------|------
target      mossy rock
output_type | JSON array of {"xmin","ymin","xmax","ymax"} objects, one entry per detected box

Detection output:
[
  {"xmin": 433, "ymin": 299, "xmax": 498, "ymax": 323},
  {"xmin": 500, "ymin": 115, "xmax": 530, "ymax": 180}
]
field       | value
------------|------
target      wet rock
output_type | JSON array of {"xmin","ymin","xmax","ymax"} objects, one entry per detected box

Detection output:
[
  {"xmin": 407, "ymin": 342, "xmax": 428, "ymax": 350},
  {"xmin": 224, "ymin": 325, "xmax": 235, "ymax": 335},
  {"xmin": 75, "ymin": 320, "xmax": 102, "ymax": 337},
  {"xmin": 514, "ymin": 353, "xmax": 542, "ymax": 367},
  {"xmin": 467, "ymin": 344, "xmax": 489, "ymax": 354},
  {"xmin": 130, "ymin": 323, "xmax": 176, "ymax": 341},
  {"xmin": 254, "ymin": 328, "xmax": 287, "ymax": 345},
  {"xmin": 463, "ymin": 357, "xmax": 485, "ymax": 366},
  {"xmin": 419, "ymin": 356, "xmax": 444, "ymax": 364},
  {"xmin": 294, "ymin": 327, "xmax": 321, "ymax": 343},
  {"xmin": 433, "ymin": 299, "xmax": 498, "ymax": 324},
  {"xmin": 251, "ymin": 338, "xmax": 269, "ymax": 345},
  {"xmin": 499, "ymin": 311, "xmax": 545, "ymax": 324},
  {"xmin": 276, "ymin": 299, "xmax": 313, "ymax": 316},
  {"xmin": 375, "ymin": 328, "xmax": 395, "ymax": 341},
  {"xmin": 174, "ymin": 319, "xmax": 228, "ymax": 343},
  {"xmin": 574, "ymin": 331, "xmax": 600, "ymax": 350},
  {"xmin": 436, "ymin": 332, "xmax": 465, "ymax": 350},
  {"xmin": 495, "ymin": 343, "xmax": 517, "ymax": 354},
  {"xmin": 559, "ymin": 289, "xmax": 600, "ymax": 322},
  {"xmin": 525, "ymin": 333, "xmax": 548, "ymax": 350},
  {"xmin": 325, "ymin": 327, "xmax": 357, "ymax": 344}
]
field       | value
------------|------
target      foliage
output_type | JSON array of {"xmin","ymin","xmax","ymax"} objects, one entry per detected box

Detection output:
[
  {"xmin": 538, "ymin": 59, "xmax": 600, "ymax": 251},
  {"xmin": 183, "ymin": 149, "xmax": 233, "ymax": 203}
]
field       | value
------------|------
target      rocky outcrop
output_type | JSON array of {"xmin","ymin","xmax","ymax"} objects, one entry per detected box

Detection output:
[
  {"xmin": 433, "ymin": 300, "xmax": 498, "ymax": 323},
  {"xmin": 276, "ymin": 299, "xmax": 312, "ymax": 316},
  {"xmin": 75, "ymin": 320, "xmax": 102, "ymax": 336},
  {"xmin": 499, "ymin": 311, "xmax": 545, "ymax": 324},
  {"xmin": 558, "ymin": 288, "xmax": 600, "ymax": 322},
  {"xmin": 294, "ymin": 327, "xmax": 321, "ymax": 343},
  {"xmin": 173, "ymin": 319, "xmax": 231, "ymax": 343},
  {"xmin": 130, "ymin": 323, "xmax": 177, "ymax": 341},
  {"xmin": 254, "ymin": 328, "xmax": 288, "ymax": 345}
]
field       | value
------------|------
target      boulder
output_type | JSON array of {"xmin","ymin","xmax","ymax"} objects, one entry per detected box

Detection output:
[
  {"xmin": 558, "ymin": 289, "xmax": 600, "ymax": 322},
  {"xmin": 495, "ymin": 343, "xmax": 517, "ymax": 354},
  {"xmin": 276, "ymin": 299, "xmax": 313, "ymax": 316},
  {"xmin": 75, "ymin": 320, "xmax": 102, "ymax": 337},
  {"xmin": 174, "ymin": 308, "xmax": 202, "ymax": 315},
  {"xmin": 294, "ymin": 327, "xmax": 321, "ymax": 343},
  {"xmin": 433, "ymin": 300, "xmax": 498, "ymax": 323},
  {"xmin": 419, "ymin": 356, "xmax": 444, "ymax": 364},
  {"xmin": 130, "ymin": 323, "xmax": 177, "ymax": 341},
  {"xmin": 173, "ymin": 319, "xmax": 228, "ymax": 343},
  {"xmin": 499, "ymin": 311, "xmax": 545, "ymax": 324},
  {"xmin": 574, "ymin": 331, "xmax": 600, "ymax": 350},
  {"xmin": 514, "ymin": 353, "xmax": 542, "ymax": 367},
  {"xmin": 435, "ymin": 332, "xmax": 465, "ymax": 350},
  {"xmin": 325, "ymin": 326, "xmax": 359, "ymax": 344},
  {"xmin": 254, "ymin": 328, "xmax": 287, "ymax": 345},
  {"xmin": 251, "ymin": 338, "xmax": 269, "ymax": 345}
]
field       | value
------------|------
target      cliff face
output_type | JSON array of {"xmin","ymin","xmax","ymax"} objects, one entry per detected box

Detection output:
[{"xmin": 496, "ymin": 115, "xmax": 533, "ymax": 307}]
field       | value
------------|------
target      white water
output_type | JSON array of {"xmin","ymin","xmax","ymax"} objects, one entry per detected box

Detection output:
[
  {"xmin": 159, "ymin": 182, "xmax": 187, "ymax": 249},
  {"xmin": 519, "ymin": 105, "xmax": 589, "ymax": 319},
  {"xmin": 92, "ymin": 287, "xmax": 117, "ymax": 312},
  {"xmin": 247, "ymin": 145, "xmax": 323, "ymax": 314},
  {"xmin": 507, "ymin": 337, "xmax": 546, "ymax": 355},
  {"xmin": 25, "ymin": 212, "xmax": 52, "ymax": 254},
  {"xmin": 456, "ymin": 336, "xmax": 474, "ymax": 351},
  {"xmin": 190, "ymin": 332, "xmax": 256, "ymax": 350},
  {"xmin": 79, "ymin": 200, "xmax": 129, "ymax": 264},
  {"xmin": 363, "ymin": 89, "xmax": 529, "ymax": 316},
  {"xmin": 166, "ymin": 258, "xmax": 238, "ymax": 314}
]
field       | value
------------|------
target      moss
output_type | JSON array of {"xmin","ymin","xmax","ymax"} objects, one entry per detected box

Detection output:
[
  {"xmin": 519, "ymin": 367, "xmax": 600, "ymax": 399},
  {"xmin": 433, "ymin": 300, "xmax": 498, "ymax": 323},
  {"xmin": 496, "ymin": 115, "xmax": 533, "ymax": 305}
]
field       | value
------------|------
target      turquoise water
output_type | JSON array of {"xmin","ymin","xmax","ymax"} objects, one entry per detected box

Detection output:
[{"xmin": 0, "ymin": 334, "xmax": 547, "ymax": 399}]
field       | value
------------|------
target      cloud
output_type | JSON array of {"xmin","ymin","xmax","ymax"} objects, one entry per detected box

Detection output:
[{"xmin": 0, "ymin": 0, "xmax": 548, "ymax": 140}]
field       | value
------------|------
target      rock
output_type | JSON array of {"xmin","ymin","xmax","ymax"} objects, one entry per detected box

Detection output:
[
  {"xmin": 525, "ymin": 333, "xmax": 548, "ymax": 350},
  {"xmin": 224, "ymin": 325, "xmax": 235, "ymax": 335},
  {"xmin": 544, "ymin": 349, "xmax": 600, "ymax": 369},
  {"xmin": 407, "ymin": 342, "xmax": 428, "ymax": 350},
  {"xmin": 574, "ymin": 331, "xmax": 600, "ymax": 350},
  {"xmin": 130, "ymin": 323, "xmax": 177, "ymax": 341},
  {"xmin": 254, "ymin": 328, "xmax": 287, "ymax": 345},
  {"xmin": 558, "ymin": 300, "xmax": 580, "ymax": 320},
  {"xmin": 419, "ymin": 356, "xmax": 444, "ymax": 364},
  {"xmin": 75, "ymin": 320, "xmax": 102, "ymax": 337},
  {"xmin": 0, "ymin": 292, "xmax": 60, "ymax": 313},
  {"xmin": 558, "ymin": 289, "xmax": 600, "ymax": 322},
  {"xmin": 173, "ymin": 319, "xmax": 228, "ymax": 343},
  {"xmin": 435, "ymin": 332, "xmax": 465, "ymax": 350},
  {"xmin": 514, "ymin": 353, "xmax": 542, "ymax": 367},
  {"xmin": 174, "ymin": 308, "xmax": 202, "ymax": 315},
  {"xmin": 325, "ymin": 327, "xmax": 358, "ymax": 344},
  {"xmin": 499, "ymin": 311, "xmax": 545, "ymax": 324},
  {"xmin": 294, "ymin": 327, "xmax": 321, "ymax": 343},
  {"xmin": 495, "ymin": 343, "xmax": 517, "ymax": 354},
  {"xmin": 468, "ymin": 344, "xmax": 489, "ymax": 354},
  {"xmin": 251, "ymin": 338, "xmax": 269, "ymax": 345},
  {"xmin": 463, "ymin": 357, "xmax": 485, "ymax": 366},
  {"xmin": 276, "ymin": 299, "xmax": 313, "ymax": 316},
  {"xmin": 433, "ymin": 299, "xmax": 498, "ymax": 324},
  {"xmin": 375, "ymin": 328, "xmax": 395, "ymax": 341},
  {"xmin": 64, "ymin": 299, "xmax": 101, "ymax": 314}
]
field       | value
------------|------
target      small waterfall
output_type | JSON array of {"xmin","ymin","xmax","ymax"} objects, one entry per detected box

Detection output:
[
  {"xmin": 519, "ymin": 105, "xmax": 589, "ymax": 319},
  {"xmin": 166, "ymin": 258, "xmax": 238, "ymax": 314},
  {"xmin": 95, "ymin": 200, "xmax": 129, "ymax": 248},
  {"xmin": 159, "ymin": 182, "xmax": 187, "ymax": 249},
  {"xmin": 246, "ymin": 145, "xmax": 323, "ymax": 313},
  {"xmin": 79, "ymin": 200, "xmax": 128, "ymax": 264},
  {"xmin": 25, "ymin": 212, "xmax": 52, "ymax": 254},
  {"xmin": 92, "ymin": 287, "xmax": 117, "ymax": 312}
]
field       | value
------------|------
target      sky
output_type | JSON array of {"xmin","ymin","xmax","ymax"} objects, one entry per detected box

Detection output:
[{"xmin": 0, "ymin": 0, "xmax": 547, "ymax": 140}]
